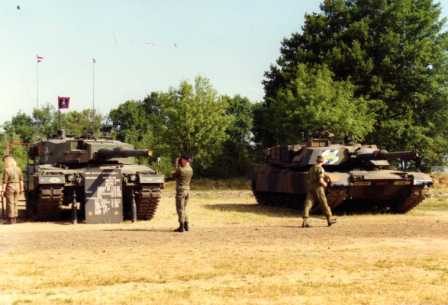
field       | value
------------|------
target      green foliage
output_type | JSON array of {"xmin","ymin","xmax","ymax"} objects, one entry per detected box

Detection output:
[
  {"xmin": 33, "ymin": 105, "xmax": 58, "ymax": 138},
  {"xmin": 109, "ymin": 100, "xmax": 153, "ymax": 146},
  {"xmin": 109, "ymin": 76, "xmax": 252, "ymax": 176},
  {"xmin": 60, "ymin": 109, "xmax": 102, "ymax": 137},
  {"xmin": 206, "ymin": 95, "xmax": 255, "ymax": 177},
  {"xmin": 260, "ymin": 0, "xmax": 448, "ymax": 164},
  {"xmin": 3, "ymin": 112, "xmax": 34, "ymax": 143},
  {"xmin": 255, "ymin": 64, "xmax": 377, "ymax": 145},
  {"xmin": 161, "ymin": 77, "xmax": 232, "ymax": 171}
]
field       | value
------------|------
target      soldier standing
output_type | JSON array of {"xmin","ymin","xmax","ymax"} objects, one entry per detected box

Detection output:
[
  {"xmin": 1, "ymin": 155, "xmax": 24, "ymax": 224},
  {"xmin": 302, "ymin": 155, "xmax": 337, "ymax": 228},
  {"xmin": 173, "ymin": 155, "xmax": 193, "ymax": 232}
]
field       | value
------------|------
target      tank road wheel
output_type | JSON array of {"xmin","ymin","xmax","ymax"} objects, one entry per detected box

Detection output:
[
  {"xmin": 35, "ymin": 186, "xmax": 63, "ymax": 221},
  {"xmin": 392, "ymin": 187, "xmax": 427, "ymax": 214},
  {"xmin": 136, "ymin": 186, "xmax": 161, "ymax": 221}
]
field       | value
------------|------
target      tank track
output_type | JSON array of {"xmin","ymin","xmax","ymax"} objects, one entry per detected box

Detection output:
[
  {"xmin": 136, "ymin": 186, "xmax": 161, "ymax": 220},
  {"xmin": 252, "ymin": 188, "xmax": 347, "ymax": 211},
  {"xmin": 34, "ymin": 186, "xmax": 64, "ymax": 220},
  {"xmin": 393, "ymin": 186, "xmax": 429, "ymax": 213}
]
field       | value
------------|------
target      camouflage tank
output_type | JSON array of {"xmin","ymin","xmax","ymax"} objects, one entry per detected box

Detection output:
[
  {"xmin": 25, "ymin": 130, "xmax": 164, "ymax": 223},
  {"xmin": 252, "ymin": 137, "xmax": 433, "ymax": 213}
]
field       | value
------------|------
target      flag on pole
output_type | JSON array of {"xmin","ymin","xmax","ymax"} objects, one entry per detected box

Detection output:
[
  {"xmin": 36, "ymin": 55, "xmax": 44, "ymax": 63},
  {"xmin": 58, "ymin": 96, "xmax": 70, "ymax": 109}
]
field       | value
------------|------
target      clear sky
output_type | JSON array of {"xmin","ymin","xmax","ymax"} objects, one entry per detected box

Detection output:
[{"xmin": 1, "ymin": 0, "xmax": 448, "ymax": 125}]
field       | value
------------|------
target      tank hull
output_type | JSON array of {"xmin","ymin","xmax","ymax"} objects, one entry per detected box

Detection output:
[
  {"xmin": 25, "ymin": 164, "xmax": 164, "ymax": 223},
  {"xmin": 252, "ymin": 164, "xmax": 431, "ymax": 213}
]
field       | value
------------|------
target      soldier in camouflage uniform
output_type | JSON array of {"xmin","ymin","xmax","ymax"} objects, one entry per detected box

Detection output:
[
  {"xmin": 173, "ymin": 155, "xmax": 193, "ymax": 232},
  {"xmin": 1, "ymin": 155, "xmax": 23, "ymax": 224},
  {"xmin": 302, "ymin": 155, "xmax": 337, "ymax": 228}
]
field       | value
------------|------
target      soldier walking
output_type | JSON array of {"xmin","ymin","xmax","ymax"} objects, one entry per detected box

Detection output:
[
  {"xmin": 302, "ymin": 155, "xmax": 337, "ymax": 228},
  {"xmin": 173, "ymin": 155, "xmax": 193, "ymax": 232},
  {"xmin": 1, "ymin": 155, "xmax": 24, "ymax": 224}
]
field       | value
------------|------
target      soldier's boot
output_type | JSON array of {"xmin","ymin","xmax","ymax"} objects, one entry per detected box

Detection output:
[
  {"xmin": 5, "ymin": 218, "xmax": 12, "ymax": 225},
  {"xmin": 184, "ymin": 221, "xmax": 189, "ymax": 231},
  {"xmin": 174, "ymin": 223, "xmax": 185, "ymax": 232},
  {"xmin": 327, "ymin": 216, "xmax": 337, "ymax": 227},
  {"xmin": 302, "ymin": 218, "xmax": 311, "ymax": 228}
]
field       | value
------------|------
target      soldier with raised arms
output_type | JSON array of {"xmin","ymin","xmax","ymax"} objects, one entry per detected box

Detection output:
[
  {"xmin": 173, "ymin": 155, "xmax": 193, "ymax": 232},
  {"xmin": 1, "ymin": 155, "xmax": 24, "ymax": 224},
  {"xmin": 302, "ymin": 155, "xmax": 337, "ymax": 228}
]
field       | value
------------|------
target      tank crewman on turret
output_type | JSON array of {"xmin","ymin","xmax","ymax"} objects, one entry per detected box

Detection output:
[
  {"xmin": 1, "ymin": 155, "xmax": 24, "ymax": 224},
  {"xmin": 173, "ymin": 155, "xmax": 193, "ymax": 232},
  {"xmin": 302, "ymin": 155, "xmax": 337, "ymax": 228}
]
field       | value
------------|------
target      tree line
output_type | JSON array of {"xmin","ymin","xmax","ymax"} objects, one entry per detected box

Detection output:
[{"xmin": 2, "ymin": 0, "xmax": 447, "ymax": 174}]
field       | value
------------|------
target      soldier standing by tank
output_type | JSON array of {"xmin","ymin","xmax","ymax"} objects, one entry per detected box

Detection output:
[
  {"xmin": 302, "ymin": 155, "xmax": 337, "ymax": 228},
  {"xmin": 173, "ymin": 155, "xmax": 193, "ymax": 232},
  {"xmin": 1, "ymin": 155, "xmax": 24, "ymax": 224}
]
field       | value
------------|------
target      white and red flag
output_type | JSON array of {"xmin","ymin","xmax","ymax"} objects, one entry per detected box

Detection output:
[{"xmin": 36, "ymin": 55, "xmax": 44, "ymax": 63}]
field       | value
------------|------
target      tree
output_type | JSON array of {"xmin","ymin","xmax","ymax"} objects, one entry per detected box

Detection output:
[
  {"xmin": 109, "ymin": 100, "xmax": 150, "ymax": 145},
  {"xmin": 255, "ymin": 64, "xmax": 376, "ymax": 145},
  {"xmin": 108, "ymin": 76, "xmax": 237, "ymax": 176},
  {"xmin": 3, "ymin": 112, "xmax": 34, "ymax": 143},
  {"xmin": 32, "ymin": 105, "xmax": 58, "ymax": 138},
  {"xmin": 261, "ymin": 0, "xmax": 448, "ymax": 164},
  {"xmin": 207, "ymin": 95, "xmax": 255, "ymax": 177},
  {"xmin": 160, "ymin": 77, "xmax": 233, "ymax": 172},
  {"xmin": 58, "ymin": 109, "xmax": 102, "ymax": 137}
]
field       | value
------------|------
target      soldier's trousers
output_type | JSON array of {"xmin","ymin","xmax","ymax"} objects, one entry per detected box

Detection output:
[
  {"xmin": 5, "ymin": 190, "xmax": 19, "ymax": 218},
  {"xmin": 176, "ymin": 190, "xmax": 190, "ymax": 224},
  {"xmin": 303, "ymin": 187, "xmax": 332, "ymax": 218}
]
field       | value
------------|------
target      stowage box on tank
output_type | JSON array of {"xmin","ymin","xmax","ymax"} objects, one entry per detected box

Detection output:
[
  {"xmin": 25, "ymin": 131, "xmax": 164, "ymax": 223},
  {"xmin": 252, "ymin": 137, "xmax": 433, "ymax": 213}
]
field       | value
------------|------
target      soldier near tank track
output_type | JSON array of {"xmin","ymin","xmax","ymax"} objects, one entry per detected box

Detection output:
[
  {"xmin": 173, "ymin": 155, "xmax": 193, "ymax": 232},
  {"xmin": 1, "ymin": 155, "xmax": 24, "ymax": 224},
  {"xmin": 302, "ymin": 155, "xmax": 337, "ymax": 228}
]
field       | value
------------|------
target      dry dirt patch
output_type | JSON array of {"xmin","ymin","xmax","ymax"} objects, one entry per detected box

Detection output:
[{"xmin": 0, "ymin": 190, "xmax": 447, "ymax": 305}]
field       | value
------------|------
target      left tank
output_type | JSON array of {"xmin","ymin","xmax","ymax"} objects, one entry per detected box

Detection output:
[{"xmin": 25, "ymin": 130, "xmax": 165, "ymax": 223}]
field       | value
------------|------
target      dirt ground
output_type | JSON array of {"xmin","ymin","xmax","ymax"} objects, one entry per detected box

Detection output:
[{"xmin": 0, "ymin": 190, "xmax": 448, "ymax": 305}]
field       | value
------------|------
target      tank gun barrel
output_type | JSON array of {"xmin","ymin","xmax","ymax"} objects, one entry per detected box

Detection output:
[
  {"xmin": 377, "ymin": 151, "xmax": 419, "ymax": 161},
  {"xmin": 356, "ymin": 150, "xmax": 419, "ymax": 161},
  {"xmin": 96, "ymin": 148, "xmax": 152, "ymax": 159}
]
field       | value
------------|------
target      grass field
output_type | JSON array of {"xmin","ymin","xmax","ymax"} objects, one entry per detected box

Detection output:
[{"xmin": 0, "ymin": 184, "xmax": 448, "ymax": 305}]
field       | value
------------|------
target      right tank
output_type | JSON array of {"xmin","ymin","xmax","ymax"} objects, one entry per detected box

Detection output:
[{"xmin": 252, "ymin": 137, "xmax": 433, "ymax": 213}]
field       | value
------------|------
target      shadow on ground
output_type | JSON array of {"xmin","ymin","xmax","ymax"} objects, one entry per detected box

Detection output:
[
  {"xmin": 203, "ymin": 203, "xmax": 300, "ymax": 218},
  {"xmin": 103, "ymin": 228, "xmax": 174, "ymax": 233}
]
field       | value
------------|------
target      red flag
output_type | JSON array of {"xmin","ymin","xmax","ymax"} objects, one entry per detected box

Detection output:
[
  {"xmin": 58, "ymin": 96, "xmax": 70, "ymax": 109},
  {"xmin": 36, "ymin": 55, "xmax": 44, "ymax": 63}
]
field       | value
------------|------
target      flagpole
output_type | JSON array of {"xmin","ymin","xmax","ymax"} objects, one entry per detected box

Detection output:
[
  {"xmin": 36, "ymin": 58, "xmax": 39, "ymax": 108},
  {"xmin": 92, "ymin": 58, "xmax": 96, "ymax": 117}
]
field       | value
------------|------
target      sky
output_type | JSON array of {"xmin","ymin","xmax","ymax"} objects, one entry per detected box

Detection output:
[{"xmin": 1, "ymin": 0, "xmax": 448, "ymax": 125}]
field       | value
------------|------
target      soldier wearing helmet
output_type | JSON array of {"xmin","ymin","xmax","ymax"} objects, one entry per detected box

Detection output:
[
  {"xmin": 1, "ymin": 155, "xmax": 23, "ymax": 224},
  {"xmin": 302, "ymin": 155, "xmax": 336, "ymax": 227}
]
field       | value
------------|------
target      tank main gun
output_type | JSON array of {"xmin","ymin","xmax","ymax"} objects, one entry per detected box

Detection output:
[
  {"xmin": 95, "ymin": 148, "xmax": 152, "ymax": 159},
  {"xmin": 355, "ymin": 150, "xmax": 419, "ymax": 161}
]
